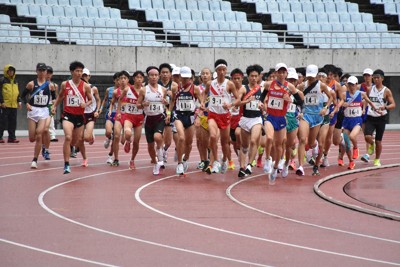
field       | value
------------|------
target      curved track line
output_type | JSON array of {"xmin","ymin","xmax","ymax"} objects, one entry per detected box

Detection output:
[
  {"xmin": 135, "ymin": 173, "xmax": 400, "ymax": 265},
  {"xmin": 226, "ymin": 173, "xmax": 400, "ymax": 244},
  {"xmin": 0, "ymin": 238, "xmax": 117, "ymax": 267},
  {"xmin": 37, "ymin": 168, "xmax": 270, "ymax": 267},
  {"xmin": 314, "ymin": 164, "xmax": 400, "ymax": 221}
]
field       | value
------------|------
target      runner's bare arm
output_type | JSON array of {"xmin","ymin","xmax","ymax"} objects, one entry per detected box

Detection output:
[
  {"xmin": 383, "ymin": 88, "xmax": 396, "ymax": 111},
  {"xmin": 83, "ymin": 83, "xmax": 92, "ymax": 109}
]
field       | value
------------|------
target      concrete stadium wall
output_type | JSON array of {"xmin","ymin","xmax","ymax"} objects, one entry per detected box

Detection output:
[{"xmin": 1, "ymin": 43, "xmax": 400, "ymax": 76}]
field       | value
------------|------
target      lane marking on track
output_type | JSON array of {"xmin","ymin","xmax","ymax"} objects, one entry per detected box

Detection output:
[
  {"xmin": 135, "ymin": 173, "xmax": 400, "ymax": 265},
  {"xmin": 36, "ymin": 167, "xmax": 271, "ymax": 267},
  {"xmin": 314, "ymin": 164, "xmax": 400, "ymax": 221},
  {"xmin": 0, "ymin": 238, "xmax": 118, "ymax": 267}
]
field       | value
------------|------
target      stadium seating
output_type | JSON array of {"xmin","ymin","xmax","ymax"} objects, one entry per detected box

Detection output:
[{"xmin": 0, "ymin": 14, "xmax": 49, "ymax": 43}]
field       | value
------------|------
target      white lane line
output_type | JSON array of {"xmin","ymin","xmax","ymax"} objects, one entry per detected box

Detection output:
[
  {"xmin": 314, "ymin": 164, "xmax": 400, "ymax": 221},
  {"xmin": 37, "ymin": 168, "xmax": 270, "ymax": 267},
  {"xmin": 135, "ymin": 173, "xmax": 400, "ymax": 265},
  {"xmin": 226, "ymin": 173, "xmax": 400, "ymax": 244},
  {"xmin": 0, "ymin": 238, "xmax": 118, "ymax": 267}
]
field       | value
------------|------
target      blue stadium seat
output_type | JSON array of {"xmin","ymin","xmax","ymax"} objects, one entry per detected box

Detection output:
[
  {"xmin": 220, "ymin": 1, "xmax": 231, "ymax": 12},
  {"xmin": 286, "ymin": 23, "xmax": 298, "ymax": 34},
  {"xmin": 328, "ymin": 13, "xmax": 340, "ymax": 23},
  {"xmin": 28, "ymin": 4, "xmax": 41, "ymax": 17},
  {"xmin": 191, "ymin": 10, "xmax": 202, "ymax": 21},
  {"xmin": 202, "ymin": 10, "xmax": 213, "ymax": 21},
  {"xmin": 175, "ymin": 0, "xmax": 186, "ymax": 10},
  {"xmin": 40, "ymin": 5, "xmax": 53, "ymax": 16},
  {"xmin": 197, "ymin": 21, "xmax": 208, "ymax": 31},
  {"xmin": 168, "ymin": 9, "xmax": 180, "ymax": 21},
  {"xmin": 354, "ymin": 23, "xmax": 366, "ymax": 32},
  {"xmin": 271, "ymin": 13, "xmax": 283, "ymax": 24},
  {"xmin": 46, "ymin": 0, "xmax": 57, "ymax": 5},
  {"xmin": 0, "ymin": 14, "xmax": 10, "ymax": 25},
  {"xmin": 350, "ymin": 13, "xmax": 362, "ymax": 23},
  {"xmin": 267, "ymin": 2, "xmax": 278, "ymax": 13},
  {"xmin": 52, "ymin": 5, "xmax": 64, "ymax": 16},
  {"xmin": 219, "ymin": 21, "xmax": 230, "ymax": 31},
  {"xmin": 105, "ymin": 18, "xmax": 117, "ymax": 28},
  {"xmin": 164, "ymin": 0, "xmax": 174, "ymax": 10},
  {"xmin": 313, "ymin": 2, "xmax": 325, "ymax": 13},
  {"xmin": 213, "ymin": 11, "xmax": 225, "ymax": 21},
  {"xmin": 76, "ymin": 6, "xmax": 88, "ymax": 17},
  {"xmin": 198, "ymin": 1, "xmax": 209, "ymax": 11},
  {"xmin": 174, "ymin": 20, "xmax": 185, "ymax": 30},
  {"xmin": 290, "ymin": 2, "xmax": 301, "ymax": 13},
  {"xmin": 145, "ymin": 9, "xmax": 157, "ymax": 21},
  {"xmin": 140, "ymin": 0, "xmax": 152, "ymax": 10},
  {"xmin": 126, "ymin": 19, "xmax": 138, "ymax": 28},
  {"xmin": 64, "ymin": 6, "xmax": 77, "ymax": 17},
  {"xmin": 47, "ymin": 16, "xmax": 60, "ymax": 29},
  {"xmin": 305, "ymin": 12, "xmax": 317, "ymax": 23},
  {"xmin": 278, "ymin": 2, "xmax": 290, "ymax": 12},
  {"xmin": 58, "ymin": 0, "xmax": 69, "ymax": 6},
  {"xmin": 209, "ymin": 0, "xmax": 220, "ymax": 11},
  {"xmin": 320, "ymin": 23, "xmax": 332, "ymax": 32},
  {"xmin": 35, "ymin": 0, "xmax": 46, "ymax": 4},
  {"xmin": 339, "ymin": 13, "xmax": 351, "ymax": 23},
  {"xmin": 185, "ymin": 20, "xmax": 196, "ymax": 30},
  {"xmin": 294, "ymin": 13, "xmax": 306, "ymax": 23},
  {"xmin": 283, "ymin": 13, "xmax": 294, "ymax": 23},
  {"xmin": 71, "ymin": 17, "xmax": 83, "ymax": 27},
  {"xmin": 347, "ymin": 3, "xmax": 359, "ymax": 14},
  {"xmin": 81, "ymin": 0, "xmax": 92, "ymax": 7},
  {"xmin": 186, "ymin": 0, "xmax": 197, "ymax": 10},
  {"xmin": 87, "ymin": 6, "xmax": 99, "ymax": 17},
  {"xmin": 324, "ymin": 2, "xmax": 336, "ymax": 13},
  {"xmin": 376, "ymin": 23, "xmax": 388, "ymax": 31},
  {"xmin": 36, "ymin": 16, "xmax": 47, "ymax": 29},
  {"xmin": 251, "ymin": 22, "xmax": 262, "ymax": 31},
  {"xmin": 82, "ymin": 17, "xmax": 95, "ymax": 27},
  {"xmin": 255, "ymin": 2, "xmax": 267, "ymax": 14},
  {"xmin": 343, "ymin": 23, "xmax": 354, "ymax": 32},
  {"xmin": 207, "ymin": 21, "xmax": 219, "ymax": 31},
  {"xmin": 152, "ymin": 0, "xmax": 163, "ymax": 9},
  {"xmin": 109, "ymin": 8, "xmax": 121, "ymax": 19},
  {"xmin": 235, "ymin": 12, "xmax": 246, "ymax": 22},
  {"xmin": 365, "ymin": 23, "xmax": 377, "ymax": 32},
  {"xmin": 331, "ymin": 23, "xmax": 343, "ymax": 32},
  {"xmin": 240, "ymin": 22, "xmax": 251, "ymax": 31},
  {"xmin": 70, "ymin": 0, "xmax": 81, "ymax": 6},
  {"xmin": 163, "ymin": 20, "xmax": 174, "ymax": 31},
  {"xmin": 225, "ymin": 11, "xmax": 236, "ymax": 22},
  {"xmin": 335, "ymin": 3, "xmax": 347, "ymax": 13},
  {"xmin": 361, "ymin": 13, "xmax": 373, "ymax": 23},
  {"xmin": 98, "ymin": 7, "xmax": 111, "ymax": 18},
  {"xmin": 23, "ymin": 0, "xmax": 33, "ymax": 4},
  {"xmin": 157, "ymin": 9, "xmax": 169, "ymax": 21},
  {"xmin": 128, "ymin": 0, "xmax": 139, "ymax": 9},
  {"xmin": 309, "ymin": 23, "xmax": 320, "ymax": 32},
  {"xmin": 180, "ymin": 10, "xmax": 191, "ymax": 21},
  {"xmin": 317, "ymin": 13, "xmax": 328, "ymax": 23}
]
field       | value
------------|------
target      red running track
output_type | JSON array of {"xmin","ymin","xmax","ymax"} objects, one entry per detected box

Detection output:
[{"xmin": 0, "ymin": 131, "xmax": 399, "ymax": 266}]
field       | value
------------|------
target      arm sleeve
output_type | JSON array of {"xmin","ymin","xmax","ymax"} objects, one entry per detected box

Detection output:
[
  {"xmin": 292, "ymin": 92, "xmax": 303, "ymax": 106},
  {"xmin": 260, "ymin": 89, "xmax": 268, "ymax": 103},
  {"xmin": 21, "ymin": 88, "xmax": 30, "ymax": 104}
]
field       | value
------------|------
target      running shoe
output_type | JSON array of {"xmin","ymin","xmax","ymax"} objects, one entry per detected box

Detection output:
[
  {"xmin": 211, "ymin": 161, "xmax": 221, "ymax": 173},
  {"xmin": 202, "ymin": 160, "xmax": 210, "ymax": 172},
  {"xmin": 43, "ymin": 149, "xmax": 51, "ymax": 160},
  {"xmin": 348, "ymin": 161, "xmax": 355, "ymax": 170},
  {"xmin": 373, "ymin": 159, "xmax": 381, "ymax": 167},
  {"xmin": 7, "ymin": 139, "xmax": 19, "ymax": 143},
  {"xmin": 176, "ymin": 163, "xmax": 184, "ymax": 175},
  {"xmin": 153, "ymin": 162, "xmax": 161, "ymax": 175},
  {"xmin": 228, "ymin": 160, "xmax": 235, "ymax": 170},
  {"xmin": 320, "ymin": 156, "xmax": 329, "ymax": 167},
  {"xmin": 312, "ymin": 141, "xmax": 319, "ymax": 160},
  {"xmin": 263, "ymin": 157, "xmax": 272, "ymax": 174},
  {"xmin": 107, "ymin": 155, "xmax": 113, "ymax": 165},
  {"xmin": 183, "ymin": 160, "xmax": 188, "ymax": 172},
  {"xmin": 361, "ymin": 154, "xmax": 369, "ymax": 163},
  {"xmin": 338, "ymin": 158, "xmax": 344, "ymax": 166},
  {"xmin": 82, "ymin": 159, "xmax": 88, "ymax": 167},
  {"xmin": 104, "ymin": 138, "xmax": 111, "ymax": 149},
  {"xmin": 63, "ymin": 165, "xmax": 71, "ymax": 174},
  {"xmin": 70, "ymin": 147, "xmax": 77, "ymax": 158},
  {"xmin": 245, "ymin": 163, "xmax": 252, "ymax": 175},
  {"xmin": 129, "ymin": 160, "xmax": 135, "ymax": 170},
  {"xmin": 238, "ymin": 168, "xmax": 246, "ymax": 179},
  {"xmin": 256, "ymin": 154, "xmax": 263, "ymax": 168},
  {"xmin": 368, "ymin": 142, "xmax": 375, "ymax": 155},
  {"xmin": 163, "ymin": 149, "xmax": 168, "ymax": 164},
  {"xmin": 205, "ymin": 165, "xmax": 212, "ymax": 175},
  {"xmin": 288, "ymin": 159, "xmax": 296, "ymax": 170},
  {"xmin": 124, "ymin": 141, "xmax": 131, "ymax": 153},
  {"xmin": 306, "ymin": 149, "xmax": 315, "ymax": 165},
  {"xmin": 278, "ymin": 158, "xmax": 285, "ymax": 172},
  {"xmin": 197, "ymin": 161, "xmax": 205, "ymax": 170},
  {"xmin": 352, "ymin": 147, "xmax": 359, "ymax": 160},
  {"xmin": 269, "ymin": 169, "xmax": 277, "ymax": 185},
  {"xmin": 312, "ymin": 165, "xmax": 320, "ymax": 176},
  {"xmin": 50, "ymin": 138, "xmax": 58, "ymax": 142},
  {"xmin": 221, "ymin": 160, "xmax": 228, "ymax": 174},
  {"xmin": 296, "ymin": 166, "xmax": 305, "ymax": 176},
  {"xmin": 112, "ymin": 159, "xmax": 119, "ymax": 167},
  {"xmin": 281, "ymin": 164, "xmax": 289, "ymax": 178},
  {"xmin": 31, "ymin": 161, "xmax": 38, "ymax": 169},
  {"xmin": 41, "ymin": 146, "xmax": 45, "ymax": 158}
]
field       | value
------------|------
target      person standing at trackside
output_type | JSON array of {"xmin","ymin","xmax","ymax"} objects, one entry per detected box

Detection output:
[
  {"xmin": 51, "ymin": 61, "xmax": 93, "ymax": 174},
  {"xmin": 0, "ymin": 64, "xmax": 21, "ymax": 143},
  {"xmin": 46, "ymin": 65, "xmax": 59, "ymax": 142},
  {"xmin": 23, "ymin": 63, "xmax": 55, "ymax": 169},
  {"xmin": 363, "ymin": 69, "xmax": 396, "ymax": 167}
]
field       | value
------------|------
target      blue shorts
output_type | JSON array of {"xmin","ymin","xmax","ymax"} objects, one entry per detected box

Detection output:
[
  {"xmin": 266, "ymin": 115, "xmax": 286, "ymax": 131},
  {"xmin": 173, "ymin": 111, "xmax": 195, "ymax": 129},
  {"xmin": 303, "ymin": 113, "xmax": 323, "ymax": 128},
  {"xmin": 106, "ymin": 111, "xmax": 116, "ymax": 124},
  {"xmin": 342, "ymin": 117, "xmax": 363, "ymax": 131}
]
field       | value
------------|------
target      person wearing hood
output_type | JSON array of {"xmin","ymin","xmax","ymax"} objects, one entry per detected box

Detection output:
[{"xmin": 0, "ymin": 64, "xmax": 21, "ymax": 143}]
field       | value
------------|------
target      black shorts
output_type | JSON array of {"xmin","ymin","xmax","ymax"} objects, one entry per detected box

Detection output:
[
  {"xmin": 145, "ymin": 114, "xmax": 165, "ymax": 143},
  {"xmin": 84, "ymin": 112, "xmax": 96, "ymax": 125},
  {"xmin": 364, "ymin": 115, "xmax": 388, "ymax": 141},
  {"xmin": 334, "ymin": 109, "xmax": 345, "ymax": 129},
  {"xmin": 61, "ymin": 112, "xmax": 84, "ymax": 129},
  {"xmin": 173, "ymin": 111, "xmax": 195, "ymax": 129}
]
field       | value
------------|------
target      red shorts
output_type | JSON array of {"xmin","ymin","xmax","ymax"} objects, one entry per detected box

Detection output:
[
  {"xmin": 230, "ymin": 114, "xmax": 241, "ymax": 129},
  {"xmin": 122, "ymin": 113, "xmax": 144, "ymax": 127},
  {"xmin": 208, "ymin": 112, "xmax": 231, "ymax": 130}
]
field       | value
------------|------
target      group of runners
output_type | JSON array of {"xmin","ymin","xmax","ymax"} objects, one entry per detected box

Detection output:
[{"xmin": 23, "ymin": 60, "xmax": 396, "ymax": 185}]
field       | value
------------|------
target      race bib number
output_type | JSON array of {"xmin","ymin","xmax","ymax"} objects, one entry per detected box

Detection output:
[
  {"xmin": 305, "ymin": 95, "xmax": 318, "ymax": 105},
  {"xmin": 33, "ymin": 95, "xmax": 48, "ymax": 106},
  {"xmin": 177, "ymin": 100, "xmax": 195, "ymax": 112},
  {"xmin": 245, "ymin": 100, "xmax": 259, "ymax": 111},
  {"xmin": 210, "ymin": 96, "xmax": 223, "ymax": 107},
  {"xmin": 268, "ymin": 97, "xmax": 284, "ymax": 110},
  {"xmin": 125, "ymin": 103, "xmax": 141, "ymax": 114},
  {"xmin": 66, "ymin": 95, "xmax": 80, "ymax": 107},
  {"xmin": 287, "ymin": 103, "xmax": 297, "ymax": 113},
  {"xmin": 149, "ymin": 102, "xmax": 164, "ymax": 113},
  {"xmin": 344, "ymin": 107, "xmax": 362, "ymax": 117}
]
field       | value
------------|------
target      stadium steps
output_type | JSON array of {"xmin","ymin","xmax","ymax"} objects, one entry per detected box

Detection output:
[
  {"xmin": 0, "ymin": 4, "xmax": 73, "ymax": 44},
  {"xmin": 345, "ymin": 0, "xmax": 400, "ymax": 32},
  {"xmin": 224, "ymin": 0, "xmax": 312, "ymax": 48},
  {"xmin": 102, "ymin": 0, "xmax": 194, "ymax": 47}
]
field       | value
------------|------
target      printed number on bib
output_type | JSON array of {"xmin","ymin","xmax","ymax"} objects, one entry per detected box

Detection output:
[
  {"xmin": 66, "ymin": 95, "xmax": 80, "ymax": 107},
  {"xmin": 149, "ymin": 102, "xmax": 163, "ymax": 113},
  {"xmin": 287, "ymin": 103, "xmax": 296, "ymax": 113},
  {"xmin": 125, "ymin": 103, "xmax": 141, "ymax": 114},
  {"xmin": 345, "ymin": 107, "xmax": 362, "ymax": 117},
  {"xmin": 305, "ymin": 96, "xmax": 318, "ymax": 105},
  {"xmin": 33, "ymin": 95, "xmax": 49, "ymax": 106},
  {"xmin": 268, "ymin": 97, "xmax": 284, "ymax": 110},
  {"xmin": 210, "ymin": 96, "xmax": 223, "ymax": 107},
  {"xmin": 245, "ymin": 100, "xmax": 259, "ymax": 111},
  {"xmin": 177, "ymin": 100, "xmax": 195, "ymax": 112}
]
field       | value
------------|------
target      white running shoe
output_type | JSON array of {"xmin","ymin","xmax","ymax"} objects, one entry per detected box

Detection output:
[
  {"xmin": 153, "ymin": 162, "xmax": 161, "ymax": 175},
  {"xmin": 221, "ymin": 160, "xmax": 228, "ymax": 174},
  {"xmin": 269, "ymin": 169, "xmax": 277, "ymax": 185},
  {"xmin": 263, "ymin": 157, "xmax": 272, "ymax": 174},
  {"xmin": 296, "ymin": 166, "xmax": 305, "ymax": 176},
  {"xmin": 321, "ymin": 155, "xmax": 329, "ymax": 167},
  {"xmin": 163, "ymin": 149, "xmax": 168, "ymax": 163},
  {"xmin": 306, "ymin": 149, "xmax": 313, "ymax": 165},
  {"xmin": 282, "ymin": 164, "xmax": 289, "ymax": 178},
  {"xmin": 312, "ymin": 141, "xmax": 319, "ymax": 159},
  {"xmin": 278, "ymin": 158, "xmax": 285, "ymax": 171},
  {"xmin": 106, "ymin": 155, "xmax": 113, "ymax": 165},
  {"xmin": 31, "ymin": 161, "xmax": 38, "ymax": 169},
  {"xmin": 183, "ymin": 160, "xmax": 188, "ymax": 172},
  {"xmin": 176, "ymin": 163, "xmax": 184, "ymax": 175},
  {"xmin": 104, "ymin": 138, "xmax": 111, "ymax": 149},
  {"xmin": 211, "ymin": 161, "xmax": 221, "ymax": 173}
]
